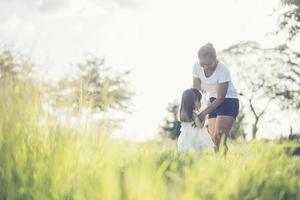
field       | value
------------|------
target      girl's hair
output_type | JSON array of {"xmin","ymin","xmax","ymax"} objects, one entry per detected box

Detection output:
[
  {"xmin": 198, "ymin": 43, "xmax": 216, "ymax": 60},
  {"xmin": 178, "ymin": 88, "xmax": 202, "ymax": 122}
]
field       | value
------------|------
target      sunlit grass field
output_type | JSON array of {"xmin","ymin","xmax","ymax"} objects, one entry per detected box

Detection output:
[{"xmin": 0, "ymin": 82, "xmax": 300, "ymax": 200}]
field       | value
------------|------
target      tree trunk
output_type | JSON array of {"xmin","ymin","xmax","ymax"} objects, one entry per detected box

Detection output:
[{"xmin": 252, "ymin": 118, "xmax": 259, "ymax": 140}]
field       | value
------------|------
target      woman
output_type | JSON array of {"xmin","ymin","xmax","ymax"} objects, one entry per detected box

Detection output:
[{"xmin": 192, "ymin": 43, "xmax": 239, "ymax": 154}]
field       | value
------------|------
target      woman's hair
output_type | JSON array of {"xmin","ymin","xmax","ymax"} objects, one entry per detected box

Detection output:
[
  {"xmin": 178, "ymin": 88, "xmax": 202, "ymax": 122},
  {"xmin": 198, "ymin": 43, "xmax": 216, "ymax": 61}
]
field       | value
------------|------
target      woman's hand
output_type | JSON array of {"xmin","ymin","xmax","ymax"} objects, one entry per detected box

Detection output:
[
  {"xmin": 198, "ymin": 110, "xmax": 208, "ymax": 122},
  {"xmin": 199, "ymin": 82, "xmax": 229, "ymax": 118}
]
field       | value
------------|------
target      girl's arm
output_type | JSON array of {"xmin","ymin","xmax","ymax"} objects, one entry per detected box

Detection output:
[{"xmin": 198, "ymin": 82, "xmax": 229, "ymax": 121}]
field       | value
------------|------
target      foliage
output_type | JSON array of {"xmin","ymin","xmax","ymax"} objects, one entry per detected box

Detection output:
[
  {"xmin": 219, "ymin": 41, "xmax": 300, "ymax": 139},
  {"xmin": 160, "ymin": 101, "xmax": 181, "ymax": 140},
  {"xmin": 45, "ymin": 57, "xmax": 133, "ymax": 114},
  {"xmin": 278, "ymin": 0, "xmax": 300, "ymax": 40},
  {"xmin": 0, "ymin": 50, "xmax": 34, "ymax": 84},
  {"xmin": 270, "ymin": 44, "xmax": 300, "ymax": 109}
]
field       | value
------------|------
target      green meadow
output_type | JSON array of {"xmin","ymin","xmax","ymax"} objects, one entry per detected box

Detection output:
[{"xmin": 0, "ymin": 82, "xmax": 299, "ymax": 200}]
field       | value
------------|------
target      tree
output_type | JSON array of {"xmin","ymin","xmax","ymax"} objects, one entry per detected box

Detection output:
[
  {"xmin": 220, "ymin": 42, "xmax": 279, "ymax": 139},
  {"xmin": 220, "ymin": 41, "xmax": 300, "ymax": 139},
  {"xmin": 270, "ymin": 44, "xmax": 300, "ymax": 109},
  {"xmin": 160, "ymin": 101, "xmax": 181, "ymax": 140},
  {"xmin": 268, "ymin": 45, "xmax": 300, "ymax": 136},
  {"xmin": 0, "ymin": 50, "xmax": 33, "ymax": 84},
  {"xmin": 229, "ymin": 107, "xmax": 246, "ymax": 140},
  {"xmin": 273, "ymin": 1, "xmax": 300, "ymax": 111},
  {"xmin": 274, "ymin": 1, "xmax": 300, "ymax": 137},
  {"xmin": 277, "ymin": 0, "xmax": 300, "ymax": 40},
  {"xmin": 45, "ymin": 57, "xmax": 133, "ymax": 114}
]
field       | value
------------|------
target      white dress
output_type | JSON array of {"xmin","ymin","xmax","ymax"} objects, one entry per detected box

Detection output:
[{"xmin": 177, "ymin": 111, "xmax": 214, "ymax": 155}]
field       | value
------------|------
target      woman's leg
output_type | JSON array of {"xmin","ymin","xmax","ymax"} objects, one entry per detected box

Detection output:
[
  {"xmin": 208, "ymin": 118, "xmax": 216, "ymax": 144},
  {"xmin": 214, "ymin": 116, "xmax": 235, "ymax": 155}
]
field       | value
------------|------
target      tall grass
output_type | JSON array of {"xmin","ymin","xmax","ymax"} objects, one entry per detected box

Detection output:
[{"xmin": 0, "ymin": 81, "xmax": 299, "ymax": 200}]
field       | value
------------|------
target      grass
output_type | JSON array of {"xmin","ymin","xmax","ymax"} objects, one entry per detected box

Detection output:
[{"xmin": 0, "ymin": 82, "xmax": 299, "ymax": 200}]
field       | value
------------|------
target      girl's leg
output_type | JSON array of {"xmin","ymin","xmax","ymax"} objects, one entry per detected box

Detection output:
[{"xmin": 214, "ymin": 116, "xmax": 235, "ymax": 155}]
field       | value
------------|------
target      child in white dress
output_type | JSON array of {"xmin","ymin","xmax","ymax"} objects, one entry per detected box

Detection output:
[{"xmin": 177, "ymin": 88, "xmax": 214, "ymax": 155}]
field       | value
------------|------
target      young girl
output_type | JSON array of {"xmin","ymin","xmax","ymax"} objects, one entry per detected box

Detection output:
[{"xmin": 177, "ymin": 88, "xmax": 214, "ymax": 155}]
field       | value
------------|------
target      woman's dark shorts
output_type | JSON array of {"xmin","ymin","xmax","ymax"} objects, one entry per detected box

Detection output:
[{"xmin": 208, "ymin": 97, "xmax": 239, "ymax": 119}]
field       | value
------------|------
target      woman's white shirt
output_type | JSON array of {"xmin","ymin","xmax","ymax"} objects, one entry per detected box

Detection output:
[{"xmin": 193, "ymin": 62, "xmax": 238, "ymax": 98}]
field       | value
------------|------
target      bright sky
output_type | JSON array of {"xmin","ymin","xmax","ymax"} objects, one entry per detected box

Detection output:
[{"xmin": 2, "ymin": 0, "xmax": 294, "ymax": 141}]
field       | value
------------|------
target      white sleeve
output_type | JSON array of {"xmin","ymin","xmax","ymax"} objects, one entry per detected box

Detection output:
[
  {"xmin": 192, "ymin": 62, "xmax": 200, "ymax": 78},
  {"xmin": 218, "ymin": 65, "xmax": 231, "ymax": 83}
]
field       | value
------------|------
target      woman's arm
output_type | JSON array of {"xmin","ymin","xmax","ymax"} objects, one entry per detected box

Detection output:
[
  {"xmin": 193, "ymin": 77, "xmax": 201, "ymax": 91},
  {"xmin": 198, "ymin": 82, "xmax": 229, "ymax": 121},
  {"xmin": 193, "ymin": 111, "xmax": 204, "ymax": 128}
]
